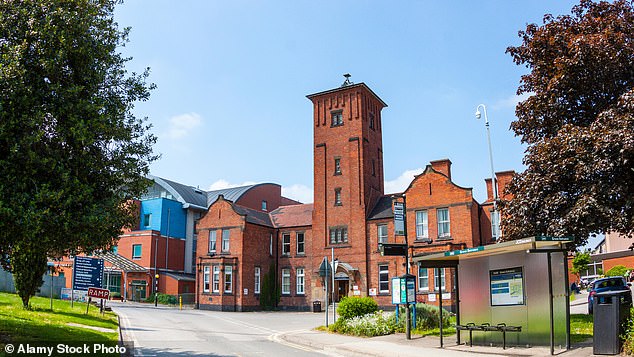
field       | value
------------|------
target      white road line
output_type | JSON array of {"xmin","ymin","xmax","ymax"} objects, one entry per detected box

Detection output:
[{"xmin": 269, "ymin": 332, "xmax": 342, "ymax": 356}]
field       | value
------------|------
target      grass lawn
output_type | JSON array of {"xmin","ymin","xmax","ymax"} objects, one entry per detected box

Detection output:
[
  {"xmin": 570, "ymin": 313, "xmax": 593, "ymax": 343},
  {"xmin": 0, "ymin": 292, "xmax": 119, "ymax": 354}
]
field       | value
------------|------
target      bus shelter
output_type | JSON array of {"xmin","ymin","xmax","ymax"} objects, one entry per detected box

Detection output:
[{"xmin": 412, "ymin": 236, "xmax": 572, "ymax": 355}]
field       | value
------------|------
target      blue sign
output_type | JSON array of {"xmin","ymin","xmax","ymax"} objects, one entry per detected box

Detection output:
[{"xmin": 72, "ymin": 256, "xmax": 104, "ymax": 291}]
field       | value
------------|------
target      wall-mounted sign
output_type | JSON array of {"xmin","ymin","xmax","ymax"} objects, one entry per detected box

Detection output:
[
  {"xmin": 369, "ymin": 288, "xmax": 377, "ymax": 296},
  {"xmin": 490, "ymin": 267, "xmax": 525, "ymax": 306},
  {"xmin": 393, "ymin": 201, "xmax": 405, "ymax": 236}
]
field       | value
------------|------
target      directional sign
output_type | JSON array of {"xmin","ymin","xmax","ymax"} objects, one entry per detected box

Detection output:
[
  {"xmin": 87, "ymin": 287, "xmax": 110, "ymax": 300},
  {"xmin": 72, "ymin": 256, "xmax": 104, "ymax": 291}
]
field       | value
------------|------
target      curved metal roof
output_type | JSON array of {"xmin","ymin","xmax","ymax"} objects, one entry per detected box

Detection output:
[
  {"xmin": 148, "ymin": 175, "xmax": 208, "ymax": 209},
  {"xmin": 206, "ymin": 183, "xmax": 279, "ymax": 207}
]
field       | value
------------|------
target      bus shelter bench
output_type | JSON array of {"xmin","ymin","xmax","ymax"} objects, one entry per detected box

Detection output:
[{"xmin": 455, "ymin": 323, "xmax": 521, "ymax": 349}]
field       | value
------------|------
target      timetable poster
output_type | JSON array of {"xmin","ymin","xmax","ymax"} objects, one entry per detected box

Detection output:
[{"xmin": 490, "ymin": 267, "xmax": 525, "ymax": 306}]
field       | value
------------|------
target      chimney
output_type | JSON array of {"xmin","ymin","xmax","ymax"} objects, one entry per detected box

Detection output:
[
  {"xmin": 484, "ymin": 178, "xmax": 494, "ymax": 202},
  {"xmin": 484, "ymin": 170, "xmax": 516, "ymax": 202},
  {"xmin": 430, "ymin": 159, "xmax": 452, "ymax": 180}
]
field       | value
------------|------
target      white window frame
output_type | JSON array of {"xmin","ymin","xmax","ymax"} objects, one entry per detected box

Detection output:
[
  {"xmin": 418, "ymin": 266, "xmax": 429, "ymax": 291},
  {"xmin": 377, "ymin": 224, "xmax": 388, "ymax": 246},
  {"xmin": 379, "ymin": 265, "xmax": 389, "ymax": 293},
  {"xmin": 297, "ymin": 233, "xmax": 305, "ymax": 255},
  {"xmin": 415, "ymin": 210, "xmax": 429, "ymax": 239},
  {"xmin": 208, "ymin": 230, "xmax": 217, "ymax": 253},
  {"xmin": 434, "ymin": 268, "xmax": 446, "ymax": 292},
  {"xmin": 203, "ymin": 266, "xmax": 210, "ymax": 292},
  {"xmin": 437, "ymin": 208, "xmax": 450, "ymax": 238},
  {"xmin": 224, "ymin": 266, "xmax": 233, "ymax": 293},
  {"xmin": 491, "ymin": 210, "xmax": 500, "ymax": 241},
  {"xmin": 254, "ymin": 267, "xmax": 261, "ymax": 294},
  {"xmin": 296, "ymin": 268, "xmax": 305, "ymax": 295},
  {"xmin": 282, "ymin": 233, "xmax": 291, "ymax": 255},
  {"xmin": 212, "ymin": 266, "xmax": 220, "ymax": 293},
  {"xmin": 281, "ymin": 268, "xmax": 291, "ymax": 295},
  {"xmin": 221, "ymin": 229, "xmax": 230, "ymax": 252}
]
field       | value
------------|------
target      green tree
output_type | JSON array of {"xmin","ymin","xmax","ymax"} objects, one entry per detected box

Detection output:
[
  {"xmin": 0, "ymin": 0, "xmax": 157, "ymax": 308},
  {"xmin": 571, "ymin": 251, "xmax": 591, "ymax": 280},
  {"xmin": 501, "ymin": 0, "xmax": 634, "ymax": 247},
  {"xmin": 605, "ymin": 265, "xmax": 629, "ymax": 277}
]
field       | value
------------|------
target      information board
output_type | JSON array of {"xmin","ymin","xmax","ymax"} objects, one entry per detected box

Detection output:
[
  {"xmin": 393, "ymin": 201, "xmax": 405, "ymax": 236},
  {"xmin": 490, "ymin": 267, "xmax": 524, "ymax": 306},
  {"xmin": 391, "ymin": 277, "xmax": 402, "ymax": 304},
  {"xmin": 72, "ymin": 256, "xmax": 104, "ymax": 291}
]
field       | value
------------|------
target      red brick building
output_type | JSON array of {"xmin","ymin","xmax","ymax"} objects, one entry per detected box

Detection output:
[{"xmin": 195, "ymin": 80, "xmax": 514, "ymax": 311}]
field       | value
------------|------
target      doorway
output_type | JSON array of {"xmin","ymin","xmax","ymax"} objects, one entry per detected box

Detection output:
[{"xmin": 335, "ymin": 280, "xmax": 349, "ymax": 302}]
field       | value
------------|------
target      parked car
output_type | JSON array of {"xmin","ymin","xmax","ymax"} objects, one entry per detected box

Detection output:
[{"xmin": 587, "ymin": 276, "xmax": 632, "ymax": 314}]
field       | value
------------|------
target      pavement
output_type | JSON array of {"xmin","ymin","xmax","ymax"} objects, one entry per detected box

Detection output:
[{"xmin": 278, "ymin": 294, "xmax": 597, "ymax": 357}]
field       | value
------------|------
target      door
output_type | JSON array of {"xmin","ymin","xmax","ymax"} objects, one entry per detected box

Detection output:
[{"xmin": 336, "ymin": 280, "xmax": 349, "ymax": 302}]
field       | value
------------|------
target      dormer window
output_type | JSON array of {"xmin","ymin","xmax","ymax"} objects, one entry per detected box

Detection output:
[
  {"xmin": 261, "ymin": 200, "xmax": 267, "ymax": 211},
  {"xmin": 331, "ymin": 111, "xmax": 343, "ymax": 127}
]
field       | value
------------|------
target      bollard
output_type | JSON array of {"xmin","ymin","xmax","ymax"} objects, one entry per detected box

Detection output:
[{"xmin": 179, "ymin": 296, "xmax": 182, "ymax": 310}]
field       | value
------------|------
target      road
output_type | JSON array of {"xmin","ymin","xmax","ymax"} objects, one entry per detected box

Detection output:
[{"xmin": 112, "ymin": 302, "xmax": 334, "ymax": 357}]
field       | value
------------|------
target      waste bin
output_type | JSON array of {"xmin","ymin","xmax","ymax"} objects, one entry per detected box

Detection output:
[
  {"xmin": 312, "ymin": 300, "xmax": 321, "ymax": 313},
  {"xmin": 593, "ymin": 290, "xmax": 632, "ymax": 355}
]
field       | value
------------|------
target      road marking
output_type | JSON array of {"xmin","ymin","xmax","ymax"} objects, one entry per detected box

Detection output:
[{"xmin": 269, "ymin": 332, "xmax": 342, "ymax": 356}]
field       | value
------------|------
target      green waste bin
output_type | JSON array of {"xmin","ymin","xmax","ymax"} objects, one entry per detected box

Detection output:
[{"xmin": 313, "ymin": 300, "xmax": 321, "ymax": 313}]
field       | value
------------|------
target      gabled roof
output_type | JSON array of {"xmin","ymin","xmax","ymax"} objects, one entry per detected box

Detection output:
[
  {"xmin": 232, "ymin": 204, "xmax": 274, "ymax": 227},
  {"xmin": 270, "ymin": 204, "xmax": 313, "ymax": 228},
  {"xmin": 367, "ymin": 195, "xmax": 395, "ymax": 220}
]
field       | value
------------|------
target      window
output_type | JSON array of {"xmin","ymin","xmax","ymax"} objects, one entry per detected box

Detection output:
[
  {"xmin": 296, "ymin": 268, "xmax": 305, "ymax": 294},
  {"xmin": 334, "ymin": 188, "xmax": 342, "ymax": 206},
  {"xmin": 281, "ymin": 268, "xmax": 291, "ymax": 295},
  {"xmin": 282, "ymin": 233, "xmax": 291, "ymax": 255},
  {"xmin": 208, "ymin": 230, "xmax": 217, "ymax": 253},
  {"xmin": 418, "ymin": 266, "xmax": 429, "ymax": 291},
  {"xmin": 415, "ymin": 210, "xmax": 429, "ymax": 240},
  {"xmin": 261, "ymin": 200, "xmax": 267, "ymax": 211},
  {"xmin": 372, "ymin": 159, "xmax": 376, "ymax": 176},
  {"xmin": 224, "ymin": 266, "xmax": 233, "ymax": 293},
  {"xmin": 212, "ymin": 266, "xmax": 220, "ymax": 292},
  {"xmin": 437, "ymin": 208, "xmax": 450, "ymax": 238},
  {"xmin": 331, "ymin": 111, "xmax": 343, "ymax": 127},
  {"xmin": 379, "ymin": 265, "xmax": 389, "ymax": 293},
  {"xmin": 221, "ymin": 229, "xmax": 230, "ymax": 252},
  {"xmin": 203, "ymin": 266, "xmax": 210, "ymax": 292},
  {"xmin": 377, "ymin": 224, "xmax": 388, "ymax": 246},
  {"xmin": 112, "ymin": 246, "xmax": 118, "ymax": 255},
  {"xmin": 491, "ymin": 210, "xmax": 500, "ymax": 241},
  {"xmin": 143, "ymin": 214, "xmax": 151, "ymax": 227},
  {"xmin": 254, "ymin": 267, "xmax": 261, "ymax": 294},
  {"xmin": 434, "ymin": 268, "xmax": 446, "ymax": 291},
  {"xmin": 329, "ymin": 227, "xmax": 348, "ymax": 244},
  {"xmin": 369, "ymin": 113, "xmax": 375, "ymax": 129},
  {"xmin": 269, "ymin": 234, "xmax": 273, "ymax": 256},
  {"xmin": 334, "ymin": 157, "xmax": 342, "ymax": 175},
  {"xmin": 297, "ymin": 233, "xmax": 305, "ymax": 254},
  {"xmin": 132, "ymin": 244, "xmax": 142, "ymax": 259}
]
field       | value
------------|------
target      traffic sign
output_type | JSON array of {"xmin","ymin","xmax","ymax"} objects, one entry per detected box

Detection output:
[
  {"xmin": 87, "ymin": 287, "xmax": 110, "ymax": 299},
  {"xmin": 72, "ymin": 256, "xmax": 104, "ymax": 291}
]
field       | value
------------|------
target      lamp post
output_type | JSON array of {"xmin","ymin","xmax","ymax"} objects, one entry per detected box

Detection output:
[{"xmin": 475, "ymin": 104, "xmax": 500, "ymax": 239}]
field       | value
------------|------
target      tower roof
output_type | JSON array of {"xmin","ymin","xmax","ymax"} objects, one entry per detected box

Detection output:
[{"xmin": 306, "ymin": 82, "xmax": 387, "ymax": 107}]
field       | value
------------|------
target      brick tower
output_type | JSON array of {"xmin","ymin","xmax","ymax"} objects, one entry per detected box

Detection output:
[{"xmin": 307, "ymin": 76, "xmax": 387, "ymax": 300}]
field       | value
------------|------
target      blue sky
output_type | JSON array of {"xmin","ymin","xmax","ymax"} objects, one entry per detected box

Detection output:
[{"xmin": 114, "ymin": 1, "xmax": 581, "ymax": 204}]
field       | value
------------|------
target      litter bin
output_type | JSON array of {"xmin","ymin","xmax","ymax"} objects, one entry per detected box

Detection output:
[
  {"xmin": 312, "ymin": 300, "xmax": 321, "ymax": 313},
  {"xmin": 593, "ymin": 289, "xmax": 632, "ymax": 355}
]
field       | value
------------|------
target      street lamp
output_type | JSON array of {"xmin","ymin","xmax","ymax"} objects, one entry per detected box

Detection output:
[{"xmin": 475, "ymin": 104, "xmax": 500, "ymax": 240}]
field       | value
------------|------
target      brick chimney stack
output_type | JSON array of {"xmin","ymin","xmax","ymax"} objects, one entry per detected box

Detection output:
[{"xmin": 430, "ymin": 159, "xmax": 452, "ymax": 180}]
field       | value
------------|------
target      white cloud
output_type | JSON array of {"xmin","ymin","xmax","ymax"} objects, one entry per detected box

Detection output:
[
  {"xmin": 492, "ymin": 92, "xmax": 532, "ymax": 110},
  {"xmin": 207, "ymin": 179, "xmax": 258, "ymax": 191},
  {"xmin": 166, "ymin": 112, "xmax": 202, "ymax": 140},
  {"xmin": 384, "ymin": 168, "xmax": 424, "ymax": 194},
  {"xmin": 282, "ymin": 184, "xmax": 313, "ymax": 204}
]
